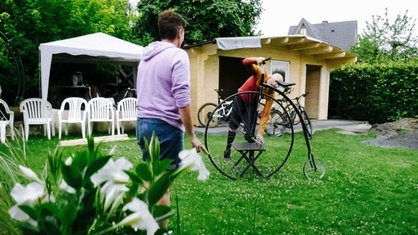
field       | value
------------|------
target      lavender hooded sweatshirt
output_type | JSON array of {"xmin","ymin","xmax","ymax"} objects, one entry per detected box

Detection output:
[{"xmin": 136, "ymin": 41, "xmax": 191, "ymax": 132}]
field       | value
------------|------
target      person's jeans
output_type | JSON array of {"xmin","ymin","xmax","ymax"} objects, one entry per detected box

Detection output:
[{"xmin": 136, "ymin": 118, "xmax": 184, "ymax": 168}]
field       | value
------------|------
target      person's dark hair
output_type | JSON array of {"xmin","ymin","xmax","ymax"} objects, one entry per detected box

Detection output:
[{"xmin": 158, "ymin": 9, "xmax": 186, "ymax": 40}]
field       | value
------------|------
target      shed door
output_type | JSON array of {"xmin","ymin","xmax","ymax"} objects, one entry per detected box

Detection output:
[
  {"xmin": 305, "ymin": 65, "xmax": 321, "ymax": 119},
  {"xmin": 218, "ymin": 56, "xmax": 248, "ymax": 98}
]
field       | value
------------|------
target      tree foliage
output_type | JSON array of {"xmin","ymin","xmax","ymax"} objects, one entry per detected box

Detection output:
[
  {"xmin": 0, "ymin": 0, "xmax": 136, "ymax": 104},
  {"xmin": 350, "ymin": 8, "xmax": 418, "ymax": 63},
  {"xmin": 133, "ymin": 0, "xmax": 262, "ymax": 46}
]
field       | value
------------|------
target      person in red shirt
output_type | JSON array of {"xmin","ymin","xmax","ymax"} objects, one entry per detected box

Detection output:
[{"xmin": 224, "ymin": 57, "xmax": 283, "ymax": 160}]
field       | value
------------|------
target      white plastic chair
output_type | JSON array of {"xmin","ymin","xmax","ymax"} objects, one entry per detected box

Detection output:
[
  {"xmin": 116, "ymin": 98, "xmax": 137, "ymax": 135},
  {"xmin": 87, "ymin": 97, "xmax": 115, "ymax": 136},
  {"xmin": 0, "ymin": 99, "xmax": 14, "ymax": 143},
  {"xmin": 19, "ymin": 98, "xmax": 55, "ymax": 141},
  {"xmin": 58, "ymin": 97, "xmax": 88, "ymax": 139}
]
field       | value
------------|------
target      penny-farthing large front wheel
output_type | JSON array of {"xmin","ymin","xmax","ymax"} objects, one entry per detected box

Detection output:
[{"xmin": 204, "ymin": 91, "xmax": 295, "ymax": 180}]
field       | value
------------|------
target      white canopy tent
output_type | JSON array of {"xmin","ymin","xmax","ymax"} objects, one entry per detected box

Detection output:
[{"xmin": 39, "ymin": 32, "xmax": 144, "ymax": 100}]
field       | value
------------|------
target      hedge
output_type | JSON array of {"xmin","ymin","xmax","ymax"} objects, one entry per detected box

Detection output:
[{"xmin": 329, "ymin": 62, "xmax": 418, "ymax": 124}]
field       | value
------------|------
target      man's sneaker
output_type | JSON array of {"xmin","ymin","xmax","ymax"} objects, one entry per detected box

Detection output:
[{"xmin": 224, "ymin": 148, "xmax": 231, "ymax": 161}]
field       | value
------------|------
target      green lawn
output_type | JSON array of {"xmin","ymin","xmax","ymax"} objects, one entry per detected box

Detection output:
[{"xmin": 1, "ymin": 129, "xmax": 417, "ymax": 234}]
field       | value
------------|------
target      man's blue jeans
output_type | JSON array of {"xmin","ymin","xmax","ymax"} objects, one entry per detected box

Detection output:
[{"xmin": 136, "ymin": 118, "xmax": 184, "ymax": 168}]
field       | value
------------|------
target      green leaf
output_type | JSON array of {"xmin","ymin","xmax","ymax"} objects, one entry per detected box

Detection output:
[
  {"xmin": 127, "ymin": 181, "xmax": 140, "ymax": 197},
  {"xmin": 37, "ymin": 203, "xmax": 61, "ymax": 235},
  {"xmin": 147, "ymin": 172, "xmax": 172, "ymax": 205},
  {"xmin": 18, "ymin": 205, "xmax": 38, "ymax": 221},
  {"xmin": 58, "ymin": 203, "xmax": 78, "ymax": 229},
  {"xmin": 156, "ymin": 159, "xmax": 174, "ymax": 175},
  {"xmin": 135, "ymin": 163, "xmax": 153, "ymax": 182},
  {"xmin": 125, "ymin": 170, "xmax": 141, "ymax": 182},
  {"xmin": 152, "ymin": 205, "xmax": 173, "ymax": 220},
  {"xmin": 16, "ymin": 222, "xmax": 40, "ymax": 234},
  {"xmin": 148, "ymin": 133, "xmax": 161, "ymax": 173},
  {"xmin": 40, "ymin": 217, "xmax": 61, "ymax": 235},
  {"xmin": 61, "ymin": 165, "xmax": 83, "ymax": 190},
  {"xmin": 71, "ymin": 151, "xmax": 88, "ymax": 172}
]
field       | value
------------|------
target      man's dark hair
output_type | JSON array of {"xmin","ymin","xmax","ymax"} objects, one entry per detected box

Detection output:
[{"xmin": 158, "ymin": 9, "xmax": 186, "ymax": 40}]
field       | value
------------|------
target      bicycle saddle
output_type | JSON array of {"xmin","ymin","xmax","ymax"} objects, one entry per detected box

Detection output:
[{"xmin": 276, "ymin": 80, "xmax": 296, "ymax": 88}]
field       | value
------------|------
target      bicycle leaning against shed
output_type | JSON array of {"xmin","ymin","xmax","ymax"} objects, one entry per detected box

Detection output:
[
  {"xmin": 266, "ymin": 86, "xmax": 313, "ymax": 139},
  {"xmin": 202, "ymin": 57, "xmax": 325, "ymax": 180},
  {"xmin": 197, "ymin": 89, "xmax": 233, "ymax": 127}
]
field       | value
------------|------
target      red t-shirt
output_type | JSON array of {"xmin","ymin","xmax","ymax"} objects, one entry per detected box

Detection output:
[{"xmin": 238, "ymin": 58, "xmax": 268, "ymax": 102}]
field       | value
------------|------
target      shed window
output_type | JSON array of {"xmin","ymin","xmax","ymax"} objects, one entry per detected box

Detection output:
[{"xmin": 270, "ymin": 60, "xmax": 290, "ymax": 82}]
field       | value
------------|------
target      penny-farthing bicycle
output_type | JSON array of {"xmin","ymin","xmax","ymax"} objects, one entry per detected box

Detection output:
[{"xmin": 203, "ymin": 58, "xmax": 325, "ymax": 180}]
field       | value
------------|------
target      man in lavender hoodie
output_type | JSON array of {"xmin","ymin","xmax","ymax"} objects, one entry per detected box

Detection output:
[{"xmin": 136, "ymin": 8, "xmax": 203, "ymax": 204}]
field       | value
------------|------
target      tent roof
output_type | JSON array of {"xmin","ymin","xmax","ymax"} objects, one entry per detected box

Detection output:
[
  {"xmin": 39, "ymin": 32, "xmax": 144, "ymax": 99},
  {"xmin": 39, "ymin": 32, "xmax": 143, "ymax": 62}
]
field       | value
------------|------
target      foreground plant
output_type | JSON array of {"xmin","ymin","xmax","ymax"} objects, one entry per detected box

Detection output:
[{"xmin": 8, "ymin": 134, "xmax": 209, "ymax": 235}]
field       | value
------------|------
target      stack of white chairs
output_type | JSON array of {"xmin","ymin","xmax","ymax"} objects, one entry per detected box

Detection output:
[
  {"xmin": 116, "ymin": 97, "xmax": 137, "ymax": 135},
  {"xmin": 20, "ymin": 98, "xmax": 55, "ymax": 141},
  {"xmin": 58, "ymin": 97, "xmax": 88, "ymax": 139},
  {"xmin": 0, "ymin": 98, "xmax": 14, "ymax": 143}
]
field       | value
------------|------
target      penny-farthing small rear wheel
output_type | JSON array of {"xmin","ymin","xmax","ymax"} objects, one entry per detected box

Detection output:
[
  {"xmin": 204, "ymin": 91, "xmax": 295, "ymax": 180},
  {"xmin": 303, "ymin": 154, "xmax": 326, "ymax": 180}
]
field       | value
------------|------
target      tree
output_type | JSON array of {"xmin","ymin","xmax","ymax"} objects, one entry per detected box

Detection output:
[
  {"xmin": 350, "ymin": 8, "xmax": 418, "ymax": 63},
  {"xmin": 133, "ymin": 0, "xmax": 262, "ymax": 46},
  {"xmin": 0, "ymin": 0, "xmax": 136, "ymax": 104}
]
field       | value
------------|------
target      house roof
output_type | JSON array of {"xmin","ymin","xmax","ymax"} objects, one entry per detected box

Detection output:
[{"xmin": 288, "ymin": 19, "xmax": 357, "ymax": 50}]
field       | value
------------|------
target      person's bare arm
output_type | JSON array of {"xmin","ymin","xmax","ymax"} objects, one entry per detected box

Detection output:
[{"xmin": 179, "ymin": 105, "xmax": 205, "ymax": 153}]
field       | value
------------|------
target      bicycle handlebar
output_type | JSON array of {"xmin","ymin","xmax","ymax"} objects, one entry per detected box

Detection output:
[
  {"xmin": 261, "ymin": 57, "xmax": 271, "ymax": 64},
  {"xmin": 295, "ymin": 92, "xmax": 310, "ymax": 101}
]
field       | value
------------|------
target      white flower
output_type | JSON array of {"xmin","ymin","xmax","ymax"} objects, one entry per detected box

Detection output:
[
  {"xmin": 8, "ymin": 182, "xmax": 46, "ymax": 227},
  {"xmin": 65, "ymin": 157, "xmax": 72, "ymax": 165},
  {"xmin": 59, "ymin": 180, "xmax": 76, "ymax": 194},
  {"xmin": 91, "ymin": 157, "xmax": 133, "ymax": 187},
  {"xmin": 60, "ymin": 158, "xmax": 77, "ymax": 194},
  {"xmin": 9, "ymin": 205, "xmax": 37, "ymax": 227},
  {"xmin": 178, "ymin": 148, "xmax": 210, "ymax": 181},
  {"xmin": 19, "ymin": 165, "xmax": 42, "ymax": 183},
  {"xmin": 10, "ymin": 182, "xmax": 45, "ymax": 205},
  {"xmin": 91, "ymin": 157, "xmax": 133, "ymax": 211},
  {"xmin": 118, "ymin": 198, "xmax": 159, "ymax": 235},
  {"xmin": 101, "ymin": 182, "xmax": 128, "ymax": 211}
]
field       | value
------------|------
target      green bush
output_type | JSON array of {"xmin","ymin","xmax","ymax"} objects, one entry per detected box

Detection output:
[{"xmin": 329, "ymin": 61, "xmax": 418, "ymax": 124}]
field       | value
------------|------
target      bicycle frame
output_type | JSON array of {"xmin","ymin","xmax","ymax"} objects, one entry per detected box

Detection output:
[
  {"xmin": 283, "ymin": 93, "xmax": 307, "ymax": 125},
  {"xmin": 261, "ymin": 83, "xmax": 312, "ymax": 148},
  {"xmin": 212, "ymin": 98, "xmax": 233, "ymax": 118},
  {"xmin": 212, "ymin": 89, "xmax": 233, "ymax": 119}
]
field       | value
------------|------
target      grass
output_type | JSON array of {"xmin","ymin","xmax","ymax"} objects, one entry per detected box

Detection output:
[{"xmin": 1, "ymin": 129, "xmax": 417, "ymax": 234}]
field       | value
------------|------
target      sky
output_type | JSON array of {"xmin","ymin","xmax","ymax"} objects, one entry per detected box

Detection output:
[{"xmin": 256, "ymin": 0, "xmax": 418, "ymax": 36}]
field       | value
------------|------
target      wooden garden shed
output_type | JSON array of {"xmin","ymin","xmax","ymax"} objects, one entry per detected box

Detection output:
[{"xmin": 185, "ymin": 35, "xmax": 357, "ymax": 124}]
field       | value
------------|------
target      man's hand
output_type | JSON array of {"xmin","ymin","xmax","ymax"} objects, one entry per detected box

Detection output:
[
  {"xmin": 190, "ymin": 135, "xmax": 208, "ymax": 154},
  {"xmin": 256, "ymin": 57, "xmax": 265, "ymax": 64}
]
